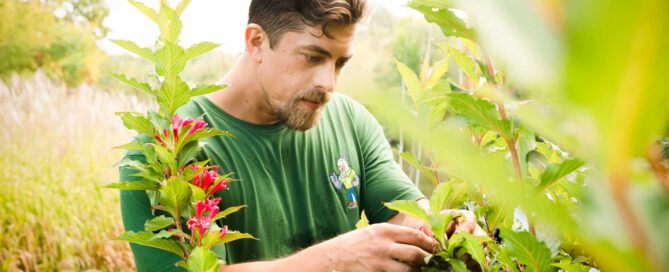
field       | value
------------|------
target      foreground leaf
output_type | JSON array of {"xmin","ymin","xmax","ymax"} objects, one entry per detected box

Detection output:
[
  {"xmin": 187, "ymin": 247, "xmax": 219, "ymax": 272},
  {"xmin": 115, "ymin": 231, "xmax": 184, "ymax": 258}
]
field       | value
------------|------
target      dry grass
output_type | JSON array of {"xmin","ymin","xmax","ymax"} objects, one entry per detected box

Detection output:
[{"xmin": 0, "ymin": 72, "xmax": 146, "ymax": 271}]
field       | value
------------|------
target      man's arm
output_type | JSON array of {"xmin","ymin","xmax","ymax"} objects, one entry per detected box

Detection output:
[{"xmin": 220, "ymin": 223, "xmax": 437, "ymax": 272}]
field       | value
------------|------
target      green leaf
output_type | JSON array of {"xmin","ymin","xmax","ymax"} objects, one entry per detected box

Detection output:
[
  {"xmin": 447, "ymin": 46, "xmax": 478, "ymax": 83},
  {"xmin": 110, "ymin": 73, "xmax": 156, "ymax": 96},
  {"xmin": 384, "ymin": 200, "xmax": 429, "ymax": 224},
  {"xmin": 397, "ymin": 151, "xmax": 439, "ymax": 186},
  {"xmin": 429, "ymin": 213, "xmax": 452, "ymax": 248},
  {"xmin": 157, "ymin": 76, "xmax": 191, "ymax": 117},
  {"xmin": 128, "ymin": 0, "xmax": 158, "ymax": 23},
  {"xmin": 116, "ymin": 112, "xmax": 155, "ymax": 136},
  {"xmin": 447, "ymin": 93, "xmax": 512, "ymax": 139},
  {"xmin": 211, "ymin": 231, "xmax": 255, "ymax": 247},
  {"xmin": 186, "ymin": 247, "xmax": 220, "ymax": 272},
  {"xmin": 189, "ymin": 184, "xmax": 206, "ymax": 203},
  {"xmin": 499, "ymin": 228, "xmax": 552, "ymax": 272},
  {"xmin": 115, "ymin": 231, "xmax": 184, "ymax": 258},
  {"xmin": 182, "ymin": 128, "xmax": 234, "ymax": 146},
  {"xmin": 190, "ymin": 84, "xmax": 227, "ymax": 97},
  {"xmin": 150, "ymin": 228, "xmax": 189, "ymax": 240},
  {"xmin": 394, "ymin": 58, "xmax": 424, "ymax": 104},
  {"xmin": 356, "ymin": 210, "xmax": 369, "ymax": 229},
  {"xmin": 211, "ymin": 205, "xmax": 247, "ymax": 222},
  {"xmin": 185, "ymin": 42, "xmax": 221, "ymax": 61},
  {"xmin": 111, "ymin": 40, "xmax": 156, "ymax": 62},
  {"xmin": 144, "ymin": 215, "xmax": 175, "ymax": 232},
  {"xmin": 408, "ymin": 2, "xmax": 474, "ymax": 40},
  {"xmin": 113, "ymin": 140, "xmax": 144, "ymax": 151},
  {"xmin": 104, "ymin": 180, "xmax": 160, "ymax": 190},
  {"xmin": 459, "ymin": 232, "xmax": 486, "ymax": 271},
  {"xmin": 155, "ymin": 40, "xmax": 187, "ymax": 78},
  {"xmin": 177, "ymin": 140, "xmax": 202, "ymax": 167},
  {"xmin": 539, "ymin": 159, "xmax": 583, "ymax": 189},
  {"xmin": 175, "ymin": 0, "xmax": 192, "ymax": 15},
  {"xmin": 426, "ymin": 57, "xmax": 450, "ymax": 89},
  {"xmin": 448, "ymin": 259, "xmax": 468, "ymax": 272},
  {"xmin": 160, "ymin": 177, "xmax": 192, "ymax": 218},
  {"xmin": 152, "ymin": 143, "xmax": 176, "ymax": 168},
  {"xmin": 430, "ymin": 182, "xmax": 452, "ymax": 214}
]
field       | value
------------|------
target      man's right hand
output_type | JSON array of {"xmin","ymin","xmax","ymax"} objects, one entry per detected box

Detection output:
[{"xmin": 313, "ymin": 223, "xmax": 437, "ymax": 272}]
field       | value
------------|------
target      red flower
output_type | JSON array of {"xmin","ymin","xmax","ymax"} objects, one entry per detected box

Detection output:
[
  {"xmin": 208, "ymin": 179, "xmax": 229, "ymax": 197},
  {"xmin": 186, "ymin": 118, "xmax": 206, "ymax": 138},
  {"xmin": 188, "ymin": 198, "xmax": 221, "ymax": 237},
  {"xmin": 192, "ymin": 166, "xmax": 219, "ymax": 193}
]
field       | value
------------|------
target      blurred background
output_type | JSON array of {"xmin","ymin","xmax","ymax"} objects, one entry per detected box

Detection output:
[{"xmin": 0, "ymin": 0, "xmax": 443, "ymax": 270}]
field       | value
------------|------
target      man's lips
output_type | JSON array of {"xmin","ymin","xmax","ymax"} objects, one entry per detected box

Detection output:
[{"xmin": 300, "ymin": 99, "xmax": 322, "ymax": 109}]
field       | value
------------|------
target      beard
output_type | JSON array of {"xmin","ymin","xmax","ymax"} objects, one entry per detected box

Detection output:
[{"xmin": 276, "ymin": 88, "xmax": 331, "ymax": 131}]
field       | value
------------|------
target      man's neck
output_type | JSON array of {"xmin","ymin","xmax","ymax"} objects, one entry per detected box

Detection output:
[{"xmin": 205, "ymin": 55, "xmax": 279, "ymax": 125}]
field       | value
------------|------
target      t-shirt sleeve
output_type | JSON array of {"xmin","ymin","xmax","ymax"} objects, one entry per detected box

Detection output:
[
  {"xmin": 119, "ymin": 145, "xmax": 186, "ymax": 272},
  {"xmin": 352, "ymin": 100, "xmax": 425, "ymax": 224}
]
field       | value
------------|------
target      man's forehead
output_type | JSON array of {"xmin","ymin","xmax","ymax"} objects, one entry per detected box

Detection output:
[{"xmin": 285, "ymin": 24, "xmax": 357, "ymax": 57}]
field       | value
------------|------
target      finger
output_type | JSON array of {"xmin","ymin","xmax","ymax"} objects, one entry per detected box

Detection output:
[
  {"xmin": 383, "ymin": 225, "xmax": 437, "ymax": 252},
  {"xmin": 387, "ymin": 243, "xmax": 430, "ymax": 266}
]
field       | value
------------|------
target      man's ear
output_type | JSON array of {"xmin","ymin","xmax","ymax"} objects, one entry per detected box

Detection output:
[{"xmin": 245, "ymin": 24, "xmax": 265, "ymax": 63}]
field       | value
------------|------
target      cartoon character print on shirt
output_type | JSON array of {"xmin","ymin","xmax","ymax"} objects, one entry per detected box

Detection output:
[{"xmin": 329, "ymin": 155, "xmax": 360, "ymax": 209}]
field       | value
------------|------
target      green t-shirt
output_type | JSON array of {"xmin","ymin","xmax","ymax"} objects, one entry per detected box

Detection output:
[{"xmin": 119, "ymin": 93, "xmax": 424, "ymax": 271}]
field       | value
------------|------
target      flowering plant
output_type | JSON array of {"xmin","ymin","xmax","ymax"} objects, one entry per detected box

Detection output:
[{"xmin": 105, "ymin": 1, "xmax": 253, "ymax": 271}]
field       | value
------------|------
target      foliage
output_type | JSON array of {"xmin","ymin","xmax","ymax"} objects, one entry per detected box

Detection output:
[
  {"xmin": 381, "ymin": 0, "xmax": 669, "ymax": 271},
  {"xmin": 0, "ymin": 0, "xmax": 108, "ymax": 86},
  {"xmin": 104, "ymin": 1, "xmax": 253, "ymax": 271}
]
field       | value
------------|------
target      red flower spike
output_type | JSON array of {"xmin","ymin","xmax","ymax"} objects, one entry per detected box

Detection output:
[
  {"xmin": 186, "ymin": 118, "xmax": 207, "ymax": 138},
  {"xmin": 154, "ymin": 134, "xmax": 167, "ymax": 146}
]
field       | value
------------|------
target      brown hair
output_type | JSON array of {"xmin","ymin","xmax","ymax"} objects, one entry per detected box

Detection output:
[{"xmin": 248, "ymin": 0, "xmax": 368, "ymax": 48}]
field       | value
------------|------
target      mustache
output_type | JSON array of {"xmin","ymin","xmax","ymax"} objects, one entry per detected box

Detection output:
[{"xmin": 297, "ymin": 89, "xmax": 330, "ymax": 104}]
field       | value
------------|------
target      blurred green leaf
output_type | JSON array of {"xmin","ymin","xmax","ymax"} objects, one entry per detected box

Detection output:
[
  {"xmin": 384, "ymin": 200, "xmax": 429, "ymax": 224},
  {"xmin": 116, "ymin": 112, "xmax": 155, "ymax": 136},
  {"xmin": 144, "ymin": 215, "xmax": 175, "ymax": 232},
  {"xmin": 186, "ymin": 247, "xmax": 219, "ymax": 272},
  {"xmin": 104, "ymin": 180, "xmax": 159, "ymax": 190},
  {"xmin": 499, "ymin": 228, "xmax": 552, "ymax": 272},
  {"xmin": 394, "ymin": 58, "xmax": 424, "ymax": 104},
  {"xmin": 539, "ymin": 159, "xmax": 583, "ymax": 190}
]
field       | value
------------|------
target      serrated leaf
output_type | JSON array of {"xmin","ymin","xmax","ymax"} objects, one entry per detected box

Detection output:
[
  {"xmin": 110, "ymin": 73, "xmax": 156, "ymax": 96},
  {"xmin": 115, "ymin": 231, "xmax": 184, "ymax": 258},
  {"xmin": 186, "ymin": 247, "xmax": 219, "ymax": 272},
  {"xmin": 150, "ymin": 228, "xmax": 188, "ymax": 240},
  {"xmin": 211, "ymin": 231, "xmax": 255, "ymax": 247},
  {"xmin": 408, "ymin": 2, "xmax": 474, "ymax": 39},
  {"xmin": 160, "ymin": 177, "xmax": 192, "ymax": 218},
  {"xmin": 177, "ymin": 140, "xmax": 202, "ymax": 168},
  {"xmin": 185, "ymin": 42, "xmax": 221, "ymax": 61},
  {"xmin": 448, "ymin": 259, "xmax": 468, "ymax": 272},
  {"xmin": 459, "ymin": 232, "xmax": 486, "ymax": 271},
  {"xmin": 430, "ymin": 213, "xmax": 452, "ymax": 248},
  {"xmin": 116, "ymin": 112, "xmax": 155, "ymax": 135},
  {"xmin": 448, "ymin": 47, "xmax": 478, "ymax": 83},
  {"xmin": 144, "ymin": 215, "xmax": 175, "ymax": 232},
  {"xmin": 182, "ymin": 128, "xmax": 234, "ymax": 146},
  {"xmin": 499, "ymin": 228, "xmax": 552, "ymax": 272},
  {"xmin": 394, "ymin": 58, "xmax": 424, "ymax": 104},
  {"xmin": 397, "ymin": 151, "xmax": 439, "ymax": 186},
  {"xmin": 155, "ymin": 41, "xmax": 187, "ymax": 78},
  {"xmin": 128, "ymin": 0, "xmax": 158, "ymax": 23},
  {"xmin": 211, "ymin": 205, "xmax": 247, "ymax": 222},
  {"xmin": 104, "ymin": 180, "xmax": 160, "ymax": 190},
  {"xmin": 175, "ymin": 0, "xmax": 191, "ymax": 15},
  {"xmin": 113, "ymin": 140, "xmax": 144, "ymax": 151},
  {"xmin": 111, "ymin": 40, "xmax": 155, "ymax": 62},
  {"xmin": 384, "ymin": 200, "xmax": 429, "ymax": 224},
  {"xmin": 190, "ymin": 84, "xmax": 227, "ymax": 97},
  {"xmin": 426, "ymin": 58, "xmax": 450, "ymax": 89},
  {"xmin": 157, "ymin": 76, "xmax": 191, "ymax": 117},
  {"xmin": 448, "ymin": 93, "xmax": 513, "ymax": 139},
  {"xmin": 539, "ymin": 159, "xmax": 583, "ymax": 189},
  {"xmin": 430, "ymin": 182, "xmax": 452, "ymax": 214}
]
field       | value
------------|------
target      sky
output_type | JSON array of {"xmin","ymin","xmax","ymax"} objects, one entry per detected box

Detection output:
[{"xmin": 99, "ymin": 0, "xmax": 421, "ymax": 55}]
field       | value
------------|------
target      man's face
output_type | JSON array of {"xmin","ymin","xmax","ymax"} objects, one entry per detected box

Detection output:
[{"xmin": 255, "ymin": 23, "xmax": 356, "ymax": 131}]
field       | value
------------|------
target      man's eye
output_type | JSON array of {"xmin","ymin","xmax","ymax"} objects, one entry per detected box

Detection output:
[
  {"xmin": 336, "ymin": 59, "xmax": 348, "ymax": 69},
  {"xmin": 305, "ymin": 55, "xmax": 322, "ymax": 64}
]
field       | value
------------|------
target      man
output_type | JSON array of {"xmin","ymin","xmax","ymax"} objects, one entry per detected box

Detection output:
[{"xmin": 120, "ymin": 0, "xmax": 483, "ymax": 271}]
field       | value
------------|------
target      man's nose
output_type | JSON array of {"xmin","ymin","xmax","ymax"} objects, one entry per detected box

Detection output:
[{"xmin": 313, "ymin": 63, "xmax": 336, "ymax": 93}]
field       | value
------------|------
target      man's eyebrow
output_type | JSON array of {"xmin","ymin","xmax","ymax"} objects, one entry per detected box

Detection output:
[{"xmin": 301, "ymin": 45, "xmax": 353, "ymax": 60}]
